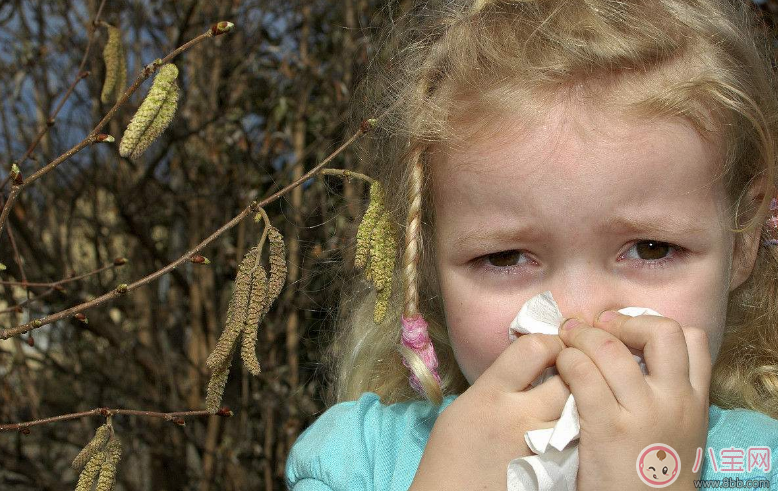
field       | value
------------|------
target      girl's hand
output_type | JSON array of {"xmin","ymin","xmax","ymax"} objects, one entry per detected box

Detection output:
[
  {"xmin": 409, "ymin": 333, "xmax": 571, "ymax": 491},
  {"xmin": 556, "ymin": 311, "xmax": 711, "ymax": 491}
]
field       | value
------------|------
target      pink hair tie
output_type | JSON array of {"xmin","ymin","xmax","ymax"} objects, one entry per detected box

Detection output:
[{"xmin": 401, "ymin": 314, "xmax": 441, "ymax": 396}]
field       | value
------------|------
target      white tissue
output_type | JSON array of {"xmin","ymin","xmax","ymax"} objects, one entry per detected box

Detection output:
[{"xmin": 506, "ymin": 291, "xmax": 660, "ymax": 491}]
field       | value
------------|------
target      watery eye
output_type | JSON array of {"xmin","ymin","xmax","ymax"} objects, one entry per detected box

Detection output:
[
  {"xmin": 486, "ymin": 250, "xmax": 525, "ymax": 267},
  {"xmin": 476, "ymin": 240, "xmax": 685, "ymax": 275},
  {"xmin": 633, "ymin": 240, "xmax": 671, "ymax": 260}
]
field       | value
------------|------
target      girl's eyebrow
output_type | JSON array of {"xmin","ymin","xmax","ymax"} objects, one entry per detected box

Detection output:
[
  {"xmin": 452, "ymin": 214, "xmax": 710, "ymax": 247},
  {"xmin": 603, "ymin": 215, "xmax": 709, "ymax": 236}
]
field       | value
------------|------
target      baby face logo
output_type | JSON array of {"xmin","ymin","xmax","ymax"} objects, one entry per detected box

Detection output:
[{"xmin": 636, "ymin": 443, "xmax": 681, "ymax": 488}]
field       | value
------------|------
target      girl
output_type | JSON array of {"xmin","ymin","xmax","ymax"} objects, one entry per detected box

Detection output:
[{"xmin": 286, "ymin": 0, "xmax": 778, "ymax": 490}]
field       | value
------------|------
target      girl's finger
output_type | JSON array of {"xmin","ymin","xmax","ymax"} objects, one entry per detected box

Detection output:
[
  {"xmin": 555, "ymin": 346, "xmax": 620, "ymax": 426},
  {"xmin": 557, "ymin": 319, "xmax": 651, "ymax": 409},
  {"xmin": 484, "ymin": 333, "xmax": 567, "ymax": 393},
  {"xmin": 524, "ymin": 374, "xmax": 572, "ymax": 422},
  {"xmin": 681, "ymin": 327, "xmax": 712, "ymax": 398},
  {"xmin": 592, "ymin": 311, "xmax": 691, "ymax": 390}
]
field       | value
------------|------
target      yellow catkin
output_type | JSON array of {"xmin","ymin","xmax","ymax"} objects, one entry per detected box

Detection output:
[
  {"xmin": 240, "ymin": 260, "xmax": 268, "ymax": 377},
  {"xmin": 75, "ymin": 451, "xmax": 105, "ymax": 491},
  {"xmin": 100, "ymin": 26, "xmax": 126, "ymax": 104},
  {"xmin": 369, "ymin": 212, "xmax": 397, "ymax": 323},
  {"xmin": 115, "ymin": 40, "xmax": 127, "ymax": 104},
  {"xmin": 119, "ymin": 63, "xmax": 179, "ymax": 159},
  {"xmin": 374, "ymin": 286, "xmax": 391, "ymax": 324},
  {"xmin": 208, "ymin": 242, "xmax": 267, "ymax": 367},
  {"xmin": 365, "ymin": 256, "xmax": 374, "ymax": 282},
  {"xmin": 368, "ymin": 215, "xmax": 383, "ymax": 289},
  {"xmin": 267, "ymin": 226, "xmax": 287, "ymax": 306},
  {"xmin": 355, "ymin": 181, "xmax": 384, "ymax": 270},
  {"xmin": 377, "ymin": 215, "xmax": 397, "ymax": 291},
  {"xmin": 240, "ymin": 246, "xmax": 268, "ymax": 329},
  {"xmin": 206, "ymin": 263, "xmax": 252, "ymax": 370},
  {"xmin": 369, "ymin": 212, "xmax": 394, "ymax": 292},
  {"xmin": 205, "ymin": 364, "xmax": 230, "ymax": 414},
  {"xmin": 131, "ymin": 83, "xmax": 179, "ymax": 158},
  {"xmin": 206, "ymin": 225, "xmax": 284, "ymax": 393},
  {"xmin": 206, "ymin": 241, "xmax": 270, "ymax": 410},
  {"xmin": 72, "ymin": 424, "xmax": 110, "ymax": 470},
  {"xmin": 95, "ymin": 437, "xmax": 122, "ymax": 491}
]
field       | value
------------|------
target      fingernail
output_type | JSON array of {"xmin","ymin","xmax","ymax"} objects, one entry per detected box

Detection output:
[
  {"xmin": 561, "ymin": 318, "xmax": 581, "ymax": 331},
  {"xmin": 597, "ymin": 310, "xmax": 618, "ymax": 323}
]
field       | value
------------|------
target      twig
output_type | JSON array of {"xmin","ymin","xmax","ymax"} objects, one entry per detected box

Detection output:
[
  {"xmin": 0, "ymin": 406, "xmax": 233, "ymax": 433},
  {"xmin": 0, "ymin": 288, "xmax": 55, "ymax": 315},
  {"xmin": 3, "ymin": 207, "xmax": 33, "ymax": 319},
  {"xmin": 319, "ymin": 168, "xmax": 374, "ymax": 183},
  {"xmin": 0, "ymin": 0, "xmax": 107, "ymax": 192},
  {"xmin": 4, "ymin": 202, "xmax": 27, "ymax": 288},
  {"xmin": 0, "ymin": 120, "xmax": 374, "ymax": 340},
  {"xmin": 0, "ymin": 258, "xmax": 125, "ymax": 289}
]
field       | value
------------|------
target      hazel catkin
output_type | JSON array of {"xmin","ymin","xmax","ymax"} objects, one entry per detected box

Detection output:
[
  {"xmin": 95, "ymin": 437, "xmax": 122, "ymax": 491},
  {"xmin": 353, "ymin": 180, "xmax": 397, "ymax": 323},
  {"xmin": 72, "ymin": 423, "xmax": 110, "ymax": 470},
  {"xmin": 75, "ymin": 451, "xmax": 106, "ymax": 491},
  {"xmin": 369, "ymin": 212, "xmax": 394, "ymax": 292},
  {"xmin": 204, "ymin": 221, "xmax": 289, "ymax": 410},
  {"xmin": 374, "ymin": 282, "xmax": 392, "ymax": 325},
  {"xmin": 100, "ymin": 25, "xmax": 127, "ymax": 104},
  {"xmin": 355, "ymin": 181, "xmax": 384, "ymax": 270},
  {"xmin": 206, "ymin": 250, "xmax": 257, "ymax": 410},
  {"xmin": 206, "ymin": 364, "xmax": 230, "ymax": 414},
  {"xmin": 131, "ymin": 82, "xmax": 178, "ymax": 157},
  {"xmin": 240, "ymin": 258, "xmax": 268, "ymax": 377},
  {"xmin": 368, "ymin": 212, "xmax": 397, "ymax": 323},
  {"xmin": 267, "ymin": 226, "xmax": 287, "ymax": 306},
  {"xmin": 206, "ymin": 259, "xmax": 253, "ymax": 371},
  {"xmin": 119, "ymin": 63, "xmax": 179, "ymax": 159}
]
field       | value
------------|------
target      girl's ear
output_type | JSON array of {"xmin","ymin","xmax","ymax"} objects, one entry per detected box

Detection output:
[{"xmin": 729, "ymin": 177, "xmax": 769, "ymax": 292}]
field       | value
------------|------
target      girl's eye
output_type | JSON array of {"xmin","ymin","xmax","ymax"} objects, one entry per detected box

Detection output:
[
  {"xmin": 621, "ymin": 240, "xmax": 687, "ymax": 269},
  {"xmin": 476, "ymin": 240, "xmax": 687, "ymax": 274},
  {"xmin": 484, "ymin": 250, "xmax": 530, "ymax": 268}
]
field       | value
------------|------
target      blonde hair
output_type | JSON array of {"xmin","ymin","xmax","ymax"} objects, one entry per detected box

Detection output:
[{"xmin": 322, "ymin": 0, "xmax": 778, "ymax": 417}]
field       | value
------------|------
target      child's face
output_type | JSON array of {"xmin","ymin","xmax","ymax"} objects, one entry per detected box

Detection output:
[{"xmin": 430, "ymin": 100, "xmax": 761, "ymax": 385}]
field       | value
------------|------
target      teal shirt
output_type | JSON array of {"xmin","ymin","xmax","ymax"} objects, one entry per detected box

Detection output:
[{"xmin": 285, "ymin": 392, "xmax": 778, "ymax": 490}]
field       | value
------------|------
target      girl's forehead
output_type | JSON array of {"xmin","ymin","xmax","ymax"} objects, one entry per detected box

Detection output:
[
  {"xmin": 429, "ymin": 100, "xmax": 730, "ymax": 226},
  {"xmin": 434, "ymin": 100, "xmax": 722, "ymax": 180}
]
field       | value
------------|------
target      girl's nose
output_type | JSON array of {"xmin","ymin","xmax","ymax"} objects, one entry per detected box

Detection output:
[{"xmin": 544, "ymin": 269, "xmax": 623, "ymax": 325}]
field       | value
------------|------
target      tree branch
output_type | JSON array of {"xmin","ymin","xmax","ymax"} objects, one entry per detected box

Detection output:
[
  {"xmin": 0, "ymin": 120, "xmax": 374, "ymax": 340},
  {"xmin": 0, "ymin": 406, "xmax": 233, "ymax": 433}
]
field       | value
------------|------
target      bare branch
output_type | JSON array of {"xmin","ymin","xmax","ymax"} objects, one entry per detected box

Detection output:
[
  {"xmin": 0, "ymin": 121, "xmax": 372, "ymax": 340},
  {"xmin": 0, "ymin": 406, "xmax": 233, "ymax": 433}
]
